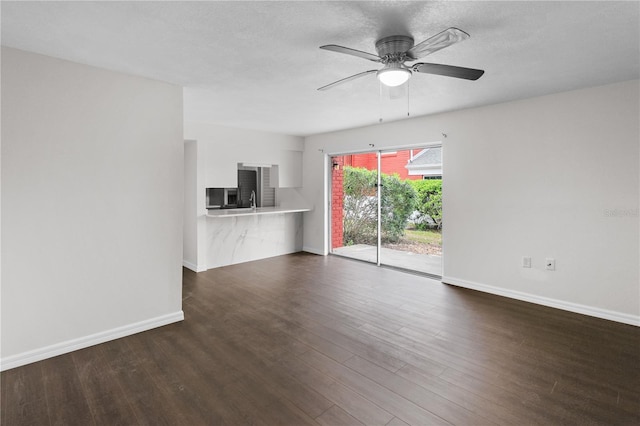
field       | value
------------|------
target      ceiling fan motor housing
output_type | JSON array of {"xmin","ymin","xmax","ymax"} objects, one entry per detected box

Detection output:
[{"xmin": 375, "ymin": 35, "xmax": 414, "ymax": 59}]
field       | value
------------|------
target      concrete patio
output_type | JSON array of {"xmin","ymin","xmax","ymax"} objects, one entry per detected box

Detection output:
[{"xmin": 332, "ymin": 244, "xmax": 442, "ymax": 276}]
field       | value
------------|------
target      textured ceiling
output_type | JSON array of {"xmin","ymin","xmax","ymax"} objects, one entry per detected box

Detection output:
[{"xmin": 2, "ymin": 1, "xmax": 639, "ymax": 136}]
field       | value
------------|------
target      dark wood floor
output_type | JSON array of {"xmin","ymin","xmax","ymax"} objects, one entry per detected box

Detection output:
[{"xmin": 2, "ymin": 252, "xmax": 639, "ymax": 425}]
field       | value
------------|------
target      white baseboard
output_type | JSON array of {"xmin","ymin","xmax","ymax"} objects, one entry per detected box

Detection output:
[
  {"xmin": 183, "ymin": 260, "xmax": 206, "ymax": 272},
  {"xmin": 303, "ymin": 246, "xmax": 325, "ymax": 256},
  {"xmin": 0, "ymin": 311, "xmax": 184, "ymax": 371},
  {"xmin": 442, "ymin": 276, "xmax": 639, "ymax": 327}
]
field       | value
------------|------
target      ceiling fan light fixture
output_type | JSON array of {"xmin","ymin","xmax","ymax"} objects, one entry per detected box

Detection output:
[
  {"xmin": 318, "ymin": 27, "xmax": 483, "ymax": 91},
  {"xmin": 377, "ymin": 63, "xmax": 411, "ymax": 87}
]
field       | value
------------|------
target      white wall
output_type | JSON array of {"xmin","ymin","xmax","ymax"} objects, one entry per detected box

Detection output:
[
  {"xmin": 303, "ymin": 80, "xmax": 639, "ymax": 325},
  {"xmin": 1, "ymin": 48, "xmax": 184, "ymax": 369},
  {"xmin": 183, "ymin": 140, "xmax": 198, "ymax": 270},
  {"xmin": 183, "ymin": 122, "xmax": 307, "ymax": 271},
  {"xmin": 184, "ymin": 122, "xmax": 303, "ymax": 189}
]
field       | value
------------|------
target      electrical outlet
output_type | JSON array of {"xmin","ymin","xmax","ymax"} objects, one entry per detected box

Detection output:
[
  {"xmin": 545, "ymin": 258, "xmax": 555, "ymax": 271},
  {"xmin": 522, "ymin": 257, "xmax": 531, "ymax": 268}
]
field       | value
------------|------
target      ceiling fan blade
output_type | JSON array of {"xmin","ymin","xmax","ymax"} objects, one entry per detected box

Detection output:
[
  {"xmin": 407, "ymin": 27, "xmax": 470, "ymax": 60},
  {"xmin": 320, "ymin": 45, "xmax": 382, "ymax": 62},
  {"xmin": 412, "ymin": 63, "xmax": 484, "ymax": 80},
  {"xmin": 317, "ymin": 70, "xmax": 378, "ymax": 91}
]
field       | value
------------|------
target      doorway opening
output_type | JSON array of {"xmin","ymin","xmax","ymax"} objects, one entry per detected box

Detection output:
[{"xmin": 330, "ymin": 146, "xmax": 442, "ymax": 277}]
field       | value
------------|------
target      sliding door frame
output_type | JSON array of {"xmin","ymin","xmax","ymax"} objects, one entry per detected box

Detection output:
[
  {"xmin": 376, "ymin": 151, "xmax": 382, "ymax": 266},
  {"xmin": 328, "ymin": 142, "xmax": 439, "ymax": 274}
]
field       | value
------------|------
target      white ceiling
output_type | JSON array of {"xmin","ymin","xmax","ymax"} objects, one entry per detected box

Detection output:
[{"xmin": 2, "ymin": 1, "xmax": 639, "ymax": 136}]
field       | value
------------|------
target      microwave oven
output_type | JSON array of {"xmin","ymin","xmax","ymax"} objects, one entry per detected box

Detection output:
[{"xmin": 206, "ymin": 187, "xmax": 238, "ymax": 209}]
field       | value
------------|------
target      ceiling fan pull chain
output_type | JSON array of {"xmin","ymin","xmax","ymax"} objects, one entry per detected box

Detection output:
[
  {"xmin": 407, "ymin": 81, "xmax": 410, "ymax": 117},
  {"xmin": 378, "ymin": 82, "xmax": 383, "ymax": 123}
]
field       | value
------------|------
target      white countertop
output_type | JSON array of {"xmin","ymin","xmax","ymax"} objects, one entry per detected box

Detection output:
[{"xmin": 206, "ymin": 206, "xmax": 311, "ymax": 218}]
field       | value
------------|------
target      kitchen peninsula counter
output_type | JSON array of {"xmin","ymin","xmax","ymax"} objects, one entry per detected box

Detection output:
[
  {"xmin": 204, "ymin": 206, "xmax": 311, "ymax": 269},
  {"xmin": 206, "ymin": 206, "xmax": 310, "ymax": 218}
]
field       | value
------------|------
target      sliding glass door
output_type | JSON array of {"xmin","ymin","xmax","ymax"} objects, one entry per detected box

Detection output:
[
  {"xmin": 330, "ymin": 153, "xmax": 380, "ymax": 265},
  {"xmin": 379, "ymin": 148, "xmax": 442, "ymax": 276},
  {"xmin": 330, "ymin": 147, "xmax": 442, "ymax": 277}
]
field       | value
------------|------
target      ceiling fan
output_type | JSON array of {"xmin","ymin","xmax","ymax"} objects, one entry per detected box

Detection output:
[{"xmin": 318, "ymin": 27, "xmax": 484, "ymax": 91}]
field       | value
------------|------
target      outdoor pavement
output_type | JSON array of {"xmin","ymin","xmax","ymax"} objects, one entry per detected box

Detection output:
[{"xmin": 332, "ymin": 244, "xmax": 442, "ymax": 276}]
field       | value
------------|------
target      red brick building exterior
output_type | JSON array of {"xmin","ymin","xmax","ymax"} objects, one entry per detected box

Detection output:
[
  {"xmin": 342, "ymin": 150, "xmax": 423, "ymax": 181},
  {"xmin": 331, "ymin": 156, "xmax": 345, "ymax": 249}
]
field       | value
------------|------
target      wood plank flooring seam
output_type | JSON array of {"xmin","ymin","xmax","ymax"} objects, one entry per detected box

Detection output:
[{"xmin": 3, "ymin": 253, "xmax": 639, "ymax": 425}]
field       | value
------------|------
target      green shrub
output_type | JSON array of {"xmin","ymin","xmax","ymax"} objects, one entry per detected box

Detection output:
[
  {"xmin": 409, "ymin": 179, "xmax": 442, "ymax": 230},
  {"xmin": 343, "ymin": 166, "xmax": 416, "ymax": 244},
  {"xmin": 343, "ymin": 167, "xmax": 377, "ymax": 245}
]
